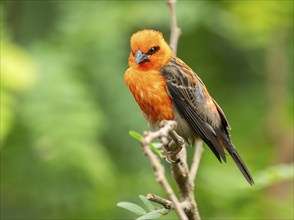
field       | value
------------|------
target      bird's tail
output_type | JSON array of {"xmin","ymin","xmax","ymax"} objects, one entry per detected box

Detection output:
[
  {"xmin": 216, "ymin": 134, "xmax": 254, "ymax": 185},
  {"xmin": 226, "ymin": 143, "xmax": 254, "ymax": 185}
]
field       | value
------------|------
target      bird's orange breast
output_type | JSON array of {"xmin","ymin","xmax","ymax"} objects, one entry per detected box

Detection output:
[{"xmin": 124, "ymin": 67, "xmax": 174, "ymax": 124}]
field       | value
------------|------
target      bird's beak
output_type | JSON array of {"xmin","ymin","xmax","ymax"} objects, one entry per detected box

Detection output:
[{"xmin": 135, "ymin": 50, "xmax": 149, "ymax": 64}]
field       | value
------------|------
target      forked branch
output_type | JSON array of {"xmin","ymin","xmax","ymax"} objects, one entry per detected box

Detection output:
[{"xmin": 140, "ymin": 1, "xmax": 203, "ymax": 219}]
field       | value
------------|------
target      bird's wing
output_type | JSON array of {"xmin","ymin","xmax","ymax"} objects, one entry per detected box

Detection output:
[
  {"xmin": 161, "ymin": 57, "xmax": 229, "ymax": 162},
  {"xmin": 161, "ymin": 57, "xmax": 254, "ymax": 185}
]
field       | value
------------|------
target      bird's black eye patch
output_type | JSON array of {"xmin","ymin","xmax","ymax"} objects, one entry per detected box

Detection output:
[{"xmin": 146, "ymin": 46, "xmax": 160, "ymax": 55}]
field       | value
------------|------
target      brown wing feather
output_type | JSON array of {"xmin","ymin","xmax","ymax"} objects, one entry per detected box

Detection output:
[
  {"xmin": 161, "ymin": 57, "xmax": 254, "ymax": 185},
  {"xmin": 161, "ymin": 57, "xmax": 226, "ymax": 162}
]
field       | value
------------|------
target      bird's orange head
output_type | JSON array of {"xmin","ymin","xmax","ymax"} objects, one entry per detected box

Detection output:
[{"xmin": 128, "ymin": 29, "xmax": 173, "ymax": 71}]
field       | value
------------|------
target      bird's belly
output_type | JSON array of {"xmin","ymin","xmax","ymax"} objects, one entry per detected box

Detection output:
[
  {"xmin": 132, "ymin": 81, "xmax": 174, "ymax": 124},
  {"xmin": 173, "ymin": 107, "xmax": 198, "ymax": 144}
]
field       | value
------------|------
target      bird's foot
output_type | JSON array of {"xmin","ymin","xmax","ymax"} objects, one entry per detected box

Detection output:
[{"xmin": 162, "ymin": 140, "xmax": 182, "ymax": 163}]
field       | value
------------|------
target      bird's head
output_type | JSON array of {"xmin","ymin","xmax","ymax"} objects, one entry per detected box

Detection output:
[{"xmin": 128, "ymin": 29, "xmax": 173, "ymax": 70}]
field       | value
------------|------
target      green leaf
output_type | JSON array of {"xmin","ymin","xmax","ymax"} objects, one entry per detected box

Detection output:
[
  {"xmin": 129, "ymin": 130, "xmax": 143, "ymax": 141},
  {"xmin": 117, "ymin": 201, "xmax": 147, "ymax": 216},
  {"xmin": 129, "ymin": 131, "xmax": 164, "ymax": 159},
  {"xmin": 150, "ymin": 142, "xmax": 162, "ymax": 149},
  {"xmin": 139, "ymin": 195, "xmax": 155, "ymax": 212},
  {"xmin": 149, "ymin": 143, "xmax": 164, "ymax": 159},
  {"xmin": 136, "ymin": 208, "xmax": 169, "ymax": 220}
]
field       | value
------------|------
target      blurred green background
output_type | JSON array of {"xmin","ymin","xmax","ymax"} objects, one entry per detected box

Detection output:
[{"xmin": 1, "ymin": 1, "xmax": 293, "ymax": 219}]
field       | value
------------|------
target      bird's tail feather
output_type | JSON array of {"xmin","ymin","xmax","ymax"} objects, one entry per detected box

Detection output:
[
  {"xmin": 215, "ymin": 133, "xmax": 254, "ymax": 185},
  {"xmin": 226, "ymin": 144, "xmax": 254, "ymax": 185}
]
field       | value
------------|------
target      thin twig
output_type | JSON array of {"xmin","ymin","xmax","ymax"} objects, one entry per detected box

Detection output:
[
  {"xmin": 146, "ymin": 193, "xmax": 192, "ymax": 211},
  {"xmin": 170, "ymin": 148, "xmax": 200, "ymax": 220},
  {"xmin": 168, "ymin": 0, "xmax": 181, "ymax": 55},
  {"xmin": 156, "ymin": 120, "xmax": 201, "ymax": 219},
  {"xmin": 190, "ymin": 140, "xmax": 204, "ymax": 184},
  {"xmin": 141, "ymin": 122, "xmax": 189, "ymax": 220},
  {"xmin": 146, "ymin": 193, "xmax": 173, "ymax": 209}
]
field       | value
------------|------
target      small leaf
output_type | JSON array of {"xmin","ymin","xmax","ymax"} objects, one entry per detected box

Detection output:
[
  {"xmin": 151, "ymin": 142, "xmax": 162, "ymax": 149},
  {"xmin": 117, "ymin": 201, "xmax": 147, "ymax": 215},
  {"xmin": 136, "ymin": 208, "xmax": 170, "ymax": 220},
  {"xmin": 149, "ymin": 143, "xmax": 164, "ymax": 159},
  {"xmin": 129, "ymin": 131, "xmax": 164, "ymax": 159},
  {"xmin": 139, "ymin": 195, "xmax": 155, "ymax": 212},
  {"xmin": 129, "ymin": 130, "xmax": 143, "ymax": 141}
]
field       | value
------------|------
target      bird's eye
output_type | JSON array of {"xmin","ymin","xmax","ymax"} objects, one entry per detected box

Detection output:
[{"xmin": 147, "ymin": 46, "xmax": 159, "ymax": 55}]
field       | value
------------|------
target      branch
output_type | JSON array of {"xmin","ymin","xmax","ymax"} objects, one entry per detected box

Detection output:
[
  {"xmin": 169, "ymin": 147, "xmax": 200, "ymax": 220},
  {"xmin": 142, "ymin": 120, "xmax": 201, "ymax": 220},
  {"xmin": 168, "ymin": 1, "xmax": 202, "ymax": 219},
  {"xmin": 146, "ymin": 193, "xmax": 173, "ymax": 209},
  {"xmin": 141, "ymin": 121, "xmax": 188, "ymax": 220},
  {"xmin": 168, "ymin": 0, "xmax": 181, "ymax": 55},
  {"xmin": 137, "ymin": 2, "xmax": 203, "ymax": 219},
  {"xmin": 146, "ymin": 193, "xmax": 193, "ymax": 211},
  {"xmin": 190, "ymin": 140, "xmax": 204, "ymax": 184}
]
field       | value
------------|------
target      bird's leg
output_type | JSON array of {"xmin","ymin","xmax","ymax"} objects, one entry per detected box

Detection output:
[
  {"xmin": 169, "ymin": 139, "xmax": 184, "ymax": 154},
  {"xmin": 158, "ymin": 120, "xmax": 184, "ymax": 162}
]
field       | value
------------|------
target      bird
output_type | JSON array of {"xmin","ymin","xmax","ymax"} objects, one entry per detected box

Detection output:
[{"xmin": 124, "ymin": 29, "xmax": 254, "ymax": 185}]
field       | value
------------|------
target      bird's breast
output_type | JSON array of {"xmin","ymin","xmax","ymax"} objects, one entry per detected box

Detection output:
[{"xmin": 124, "ymin": 67, "xmax": 174, "ymax": 124}]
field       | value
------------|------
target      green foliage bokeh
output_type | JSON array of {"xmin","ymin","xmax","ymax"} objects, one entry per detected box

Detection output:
[{"xmin": 1, "ymin": 1, "xmax": 293, "ymax": 219}]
